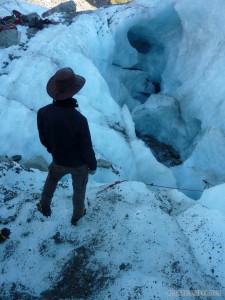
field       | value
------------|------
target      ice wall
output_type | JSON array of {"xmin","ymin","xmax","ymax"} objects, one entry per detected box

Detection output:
[
  {"xmin": 97, "ymin": 0, "xmax": 202, "ymax": 160},
  {"xmin": 95, "ymin": 0, "xmax": 225, "ymax": 197},
  {"xmin": 166, "ymin": 0, "xmax": 225, "ymax": 196}
]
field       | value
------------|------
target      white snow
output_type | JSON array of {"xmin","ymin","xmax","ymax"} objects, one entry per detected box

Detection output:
[{"xmin": 1, "ymin": 0, "xmax": 225, "ymax": 299}]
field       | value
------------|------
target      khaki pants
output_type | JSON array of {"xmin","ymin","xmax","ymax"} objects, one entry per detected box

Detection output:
[{"xmin": 40, "ymin": 162, "xmax": 88, "ymax": 220}]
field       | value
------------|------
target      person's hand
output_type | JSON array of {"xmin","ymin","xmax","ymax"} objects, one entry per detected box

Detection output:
[{"xmin": 88, "ymin": 169, "xmax": 96, "ymax": 175}]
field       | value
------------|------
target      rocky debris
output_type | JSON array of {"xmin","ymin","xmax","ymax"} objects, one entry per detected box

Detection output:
[
  {"xmin": 22, "ymin": 155, "xmax": 49, "ymax": 171},
  {"xmin": 42, "ymin": 245, "xmax": 113, "ymax": 299},
  {"xmin": 86, "ymin": 0, "xmax": 132, "ymax": 8},
  {"xmin": 1, "ymin": 186, "xmax": 17, "ymax": 203},
  {"xmin": 11, "ymin": 155, "xmax": 22, "ymax": 162},
  {"xmin": 0, "ymin": 10, "xmax": 55, "ymax": 47},
  {"xmin": 97, "ymin": 158, "xmax": 120, "ymax": 175},
  {"xmin": 136, "ymin": 132, "xmax": 182, "ymax": 167},
  {"xmin": 42, "ymin": 0, "xmax": 76, "ymax": 18},
  {"xmin": 0, "ymin": 29, "xmax": 21, "ymax": 49},
  {"xmin": 26, "ymin": 12, "xmax": 40, "ymax": 22},
  {"xmin": 0, "ymin": 154, "xmax": 116, "ymax": 172},
  {"xmin": 0, "ymin": 156, "xmax": 11, "ymax": 163},
  {"xmin": 26, "ymin": 15, "xmax": 55, "ymax": 38}
]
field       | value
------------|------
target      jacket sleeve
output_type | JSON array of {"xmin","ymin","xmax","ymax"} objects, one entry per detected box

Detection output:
[
  {"xmin": 78, "ymin": 118, "xmax": 97, "ymax": 170},
  {"xmin": 37, "ymin": 110, "xmax": 51, "ymax": 153}
]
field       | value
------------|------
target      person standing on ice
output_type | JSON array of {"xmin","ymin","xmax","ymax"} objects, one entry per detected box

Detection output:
[{"xmin": 37, "ymin": 67, "xmax": 97, "ymax": 225}]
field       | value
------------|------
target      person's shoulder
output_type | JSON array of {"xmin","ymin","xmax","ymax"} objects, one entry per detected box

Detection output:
[
  {"xmin": 73, "ymin": 109, "xmax": 87, "ymax": 121},
  {"xmin": 38, "ymin": 104, "xmax": 53, "ymax": 113}
]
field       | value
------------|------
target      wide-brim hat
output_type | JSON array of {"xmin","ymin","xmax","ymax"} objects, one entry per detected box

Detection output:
[{"xmin": 47, "ymin": 67, "xmax": 86, "ymax": 100}]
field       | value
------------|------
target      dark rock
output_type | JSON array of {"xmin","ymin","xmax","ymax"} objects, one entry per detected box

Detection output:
[
  {"xmin": 0, "ymin": 29, "xmax": 21, "ymax": 49},
  {"xmin": 136, "ymin": 132, "xmax": 182, "ymax": 167},
  {"xmin": 42, "ymin": 1, "xmax": 76, "ymax": 18},
  {"xmin": 97, "ymin": 159, "xmax": 112, "ymax": 169},
  {"xmin": 8, "ymin": 54, "xmax": 21, "ymax": 61},
  {"xmin": 11, "ymin": 155, "xmax": 22, "ymax": 162},
  {"xmin": 26, "ymin": 12, "xmax": 41, "ymax": 23},
  {"xmin": 119, "ymin": 262, "xmax": 131, "ymax": 271}
]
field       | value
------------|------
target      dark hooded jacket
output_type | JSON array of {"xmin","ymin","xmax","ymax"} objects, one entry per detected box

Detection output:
[{"xmin": 37, "ymin": 98, "xmax": 97, "ymax": 170}]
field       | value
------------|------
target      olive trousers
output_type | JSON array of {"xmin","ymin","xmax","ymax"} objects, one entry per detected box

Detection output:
[{"xmin": 40, "ymin": 162, "xmax": 88, "ymax": 219}]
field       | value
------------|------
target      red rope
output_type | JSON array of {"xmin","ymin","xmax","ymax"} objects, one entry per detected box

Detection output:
[
  {"xmin": 100, "ymin": 179, "xmax": 213, "ymax": 193},
  {"xmin": 103, "ymin": 180, "xmax": 128, "ymax": 192},
  {"xmin": 146, "ymin": 183, "xmax": 203, "ymax": 192}
]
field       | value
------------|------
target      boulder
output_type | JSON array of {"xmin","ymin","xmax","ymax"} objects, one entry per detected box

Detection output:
[
  {"xmin": 0, "ymin": 29, "xmax": 21, "ymax": 49},
  {"xmin": 23, "ymin": 155, "xmax": 49, "ymax": 171},
  {"xmin": 42, "ymin": 1, "xmax": 76, "ymax": 18},
  {"xmin": 97, "ymin": 159, "xmax": 112, "ymax": 169},
  {"xmin": 26, "ymin": 12, "xmax": 41, "ymax": 23},
  {"xmin": 11, "ymin": 155, "xmax": 22, "ymax": 162}
]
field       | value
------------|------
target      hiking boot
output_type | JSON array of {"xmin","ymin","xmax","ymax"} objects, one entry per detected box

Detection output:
[
  {"xmin": 37, "ymin": 202, "xmax": 51, "ymax": 217},
  {"xmin": 71, "ymin": 208, "xmax": 86, "ymax": 226},
  {"xmin": 0, "ymin": 228, "xmax": 11, "ymax": 243}
]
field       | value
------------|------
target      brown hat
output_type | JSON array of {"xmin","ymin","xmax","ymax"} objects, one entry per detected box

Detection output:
[{"xmin": 46, "ymin": 68, "xmax": 86, "ymax": 100}]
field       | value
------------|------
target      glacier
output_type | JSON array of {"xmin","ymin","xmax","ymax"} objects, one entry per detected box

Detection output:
[{"xmin": 1, "ymin": 0, "xmax": 225, "ymax": 298}]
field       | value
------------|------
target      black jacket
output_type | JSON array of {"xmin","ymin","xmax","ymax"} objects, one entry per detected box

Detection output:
[{"xmin": 37, "ymin": 98, "xmax": 97, "ymax": 170}]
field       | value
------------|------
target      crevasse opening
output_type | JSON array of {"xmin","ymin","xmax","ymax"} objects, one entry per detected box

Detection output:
[{"xmin": 101, "ymin": 5, "xmax": 202, "ymax": 167}]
